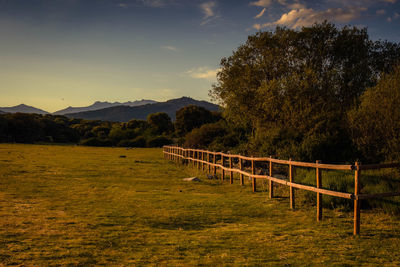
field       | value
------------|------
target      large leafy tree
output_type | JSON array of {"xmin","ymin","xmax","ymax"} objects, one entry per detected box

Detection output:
[
  {"xmin": 174, "ymin": 105, "xmax": 216, "ymax": 136},
  {"xmin": 210, "ymin": 22, "xmax": 400, "ymax": 161},
  {"xmin": 349, "ymin": 65, "xmax": 400, "ymax": 163},
  {"xmin": 147, "ymin": 112, "xmax": 173, "ymax": 135}
]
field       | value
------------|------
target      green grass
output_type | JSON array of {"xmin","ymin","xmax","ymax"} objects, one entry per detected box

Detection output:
[{"xmin": 1, "ymin": 144, "xmax": 400, "ymax": 265}]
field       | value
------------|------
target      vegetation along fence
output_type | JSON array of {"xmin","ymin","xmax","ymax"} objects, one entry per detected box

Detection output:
[{"xmin": 163, "ymin": 146, "xmax": 400, "ymax": 235}]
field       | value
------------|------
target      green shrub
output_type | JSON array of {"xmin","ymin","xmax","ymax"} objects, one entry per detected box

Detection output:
[
  {"xmin": 130, "ymin": 136, "xmax": 147, "ymax": 147},
  {"xmin": 117, "ymin": 136, "xmax": 147, "ymax": 147},
  {"xmin": 146, "ymin": 136, "xmax": 172, "ymax": 147},
  {"xmin": 80, "ymin": 137, "xmax": 112, "ymax": 147}
]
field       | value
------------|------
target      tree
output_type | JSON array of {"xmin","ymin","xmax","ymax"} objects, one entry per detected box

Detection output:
[
  {"xmin": 126, "ymin": 119, "xmax": 147, "ymax": 130},
  {"xmin": 210, "ymin": 22, "xmax": 400, "ymax": 161},
  {"xmin": 174, "ymin": 105, "xmax": 216, "ymax": 136},
  {"xmin": 147, "ymin": 112, "xmax": 173, "ymax": 135},
  {"xmin": 348, "ymin": 65, "xmax": 400, "ymax": 163}
]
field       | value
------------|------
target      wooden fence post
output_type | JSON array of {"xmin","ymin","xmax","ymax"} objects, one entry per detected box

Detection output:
[
  {"xmin": 289, "ymin": 159, "xmax": 294, "ymax": 209},
  {"xmin": 202, "ymin": 151, "xmax": 204, "ymax": 171},
  {"xmin": 252, "ymin": 159, "xmax": 256, "ymax": 192},
  {"xmin": 269, "ymin": 157, "xmax": 274, "ymax": 199},
  {"xmin": 198, "ymin": 151, "xmax": 201, "ymax": 170},
  {"xmin": 240, "ymin": 157, "xmax": 244, "ymax": 186},
  {"xmin": 230, "ymin": 156, "xmax": 233, "ymax": 184},
  {"xmin": 213, "ymin": 154, "xmax": 216, "ymax": 175},
  {"xmin": 207, "ymin": 153, "xmax": 211, "ymax": 174},
  {"xmin": 199, "ymin": 151, "xmax": 202, "ymax": 169},
  {"xmin": 316, "ymin": 160, "xmax": 322, "ymax": 221},
  {"xmin": 354, "ymin": 162, "xmax": 361, "ymax": 235},
  {"xmin": 221, "ymin": 155, "xmax": 225, "ymax": 181}
]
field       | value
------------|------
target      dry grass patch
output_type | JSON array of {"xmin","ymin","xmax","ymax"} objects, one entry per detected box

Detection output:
[{"xmin": 0, "ymin": 144, "xmax": 400, "ymax": 265}]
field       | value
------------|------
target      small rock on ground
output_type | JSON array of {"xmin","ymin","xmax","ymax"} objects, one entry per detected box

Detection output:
[{"xmin": 182, "ymin": 177, "xmax": 201, "ymax": 182}]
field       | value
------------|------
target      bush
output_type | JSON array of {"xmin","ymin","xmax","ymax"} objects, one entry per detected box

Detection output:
[
  {"xmin": 80, "ymin": 137, "xmax": 112, "ymax": 147},
  {"xmin": 146, "ymin": 136, "xmax": 172, "ymax": 147},
  {"xmin": 147, "ymin": 112, "xmax": 173, "ymax": 135},
  {"xmin": 348, "ymin": 65, "xmax": 400, "ymax": 163},
  {"xmin": 175, "ymin": 105, "xmax": 217, "ymax": 136},
  {"xmin": 184, "ymin": 122, "xmax": 228, "ymax": 149},
  {"xmin": 117, "ymin": 136, "xmax": 148, "ymax": 147}
]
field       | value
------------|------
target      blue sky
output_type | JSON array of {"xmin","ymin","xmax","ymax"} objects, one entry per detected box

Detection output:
[{"xmin": 1, "ymin": 0, "xmax": 400, "ymax": 112}]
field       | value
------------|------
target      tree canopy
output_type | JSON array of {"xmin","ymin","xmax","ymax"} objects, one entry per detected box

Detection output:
[
  {"xmin": 174, "ymin": 105, "xmax": 218, "ymax": 136},
  {"xmin": 210, "ymin": 22, "xmax": 400, "ymax": 162},
  {"xmin": 349, "ymin": 65, "xmax": 400, "ymax": 163}
]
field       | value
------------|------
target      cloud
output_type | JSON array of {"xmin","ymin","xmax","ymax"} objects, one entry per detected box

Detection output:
[
  {"xmin": 250, "ymin": 0, "xmax": 272, "ymax": 7},
  {"xmin": 387, "ymin": 12, "xmax": 400, "ymax": 21},
  {"xmin": 254, "ymin": 8, "xmax": 266, "ymax": 19},
  {"xmin": 201, "ymin": 1, "xmax": 216, "ymax": 19},
  {"xmin": 200, "ymin": 1, "xmax": 219, "ymax": 25},
  {"xmin": 162, "ymin": 45, "xmax": 178, "ymax": 51},
  {"xmin": 117, "ymin": 3, "xmax": 129, "ymax": 8},
  {"xmin": 185, "ymin": 67, "xmax": 220, "ymax": 81},
  {"xmin": 138, "ymin": 0, "xmax": 168, "ymax": 7},
  {"xmin": 376, "ymin": 9, "xmax": 386, "ymax": 15},
  {"xmin": 287, "ymin": 2, "xmax": 306, "ymax": 9},
  {"xmin": 254, "ymin": 7, "xmax": 366, "ymax": 29}
]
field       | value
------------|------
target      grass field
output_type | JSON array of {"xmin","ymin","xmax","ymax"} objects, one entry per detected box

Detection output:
[{"xmin": 1, "ymin": 144, "xmax": 400, "ymax": 265}]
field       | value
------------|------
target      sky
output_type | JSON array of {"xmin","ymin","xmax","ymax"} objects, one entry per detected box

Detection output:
[{"xmin": 1, "ymin": 0, "xmax": 400, "ymax": 112}]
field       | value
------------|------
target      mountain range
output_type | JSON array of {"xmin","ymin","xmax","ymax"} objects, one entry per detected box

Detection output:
[
  {"xmin": 53, "ymin": 99, "xmax": 157, "ymax": 115},
  {"xmin": 0, "ymin": 104, "xmax": 49, "ymax": 115},
  {"xmin": 0, "ymin": 97, "xmax": 220, "ymax": 121},
  {"xmin": 64, "ymin": 97, "xmax": 220, "ymax": 121}
]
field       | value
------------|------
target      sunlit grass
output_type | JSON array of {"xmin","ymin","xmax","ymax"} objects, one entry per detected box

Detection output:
[{"xmin": 0, "ymin": 144, "xmax": 400, "ymax": 265}]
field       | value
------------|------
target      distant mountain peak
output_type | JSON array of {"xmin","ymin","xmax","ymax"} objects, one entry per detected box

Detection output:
[
  {"xmin": 0, "ymin": 104, "xmax": 49, "ymax": 115},
  {"xmin": 53, "ymin": 99, "xmax": 158, "ymax": 115},
  {"xmin": 64, "ymin": 97, "xmax": 220, "ymax": 122}
]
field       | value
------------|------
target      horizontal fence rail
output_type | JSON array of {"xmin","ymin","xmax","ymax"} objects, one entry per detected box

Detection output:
[{"xmin": 163, "ymin": 146, "xmax": 400, "ymax": 235}]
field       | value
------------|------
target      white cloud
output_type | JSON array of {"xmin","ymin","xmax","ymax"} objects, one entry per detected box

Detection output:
[
  {"xmin": 287, "ymin": 3, "xmax": 306, "ymax": 9},
  {"xmin": 162, "ymin": 45, "xmax": 177, "ymax": 51},
  {"xmin": 139, "ymin": 0, "xmax": 168, "ymax": 7},
  {"xmin": 254, "ymin": 8, "xmax": 266, "ymax": 19},
  {"xmin": 185, "ymin": 67, "xmax": 220, "ymax": 81},
  {"xmin": 201, "ymin": 1, "xmax": 216, "ymax": 19},
  {"xmin": 117, "ymin": 3, "xmax": 129, "ymax": 8},
  {"xmin": 376, "ymin": 9, "xmax": 386, "ymax": 15},
  {"xmin": 255, "ymin": 7, "xmax": 366, "ymax": 29},
  {"xmin": 250, "ymin": 0, "xmax": 272, "ymax": 7},
  {"xmin": 387, "ymin": 12, "xmax": 400, "ymax": 21}
]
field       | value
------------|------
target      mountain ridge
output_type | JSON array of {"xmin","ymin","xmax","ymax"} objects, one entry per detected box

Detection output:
[
  {"xmin": 53, "ymin": 99, "xmax": 158, "ymax": 115},
  {"xmin": 0, "ymin": 104, "xmax": 49, "ymax": 115},
  {"xmin": 65, "ymin": 97, "xmax": 220, "ymax": 121}
]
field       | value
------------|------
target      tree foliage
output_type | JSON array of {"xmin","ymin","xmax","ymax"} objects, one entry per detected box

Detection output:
[
  {"xmin": 210, "ymin": 22, "xmax": 400, "ymax": 161},
  {"xmin": 349, "ymin": 65, "xmax": 400, "ymax": 163},
  {"xmin": 147, "ymin": 112, "xmax": 173, "ymax": 135},
  {"xmin": 174, "ymin": 105, "xmax": 218, "ymax": 136}
]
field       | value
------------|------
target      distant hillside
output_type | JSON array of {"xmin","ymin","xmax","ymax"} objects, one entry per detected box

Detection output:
[
  {"xmin": 54, "ymin": 99, "xmax": 157, "ymax": 115},
  {"xmin": 65, "ymin": 97, "xmax": 220, "ymax": 121},
  {"xmin": 0, "ymin": 104, "xmax": 49, "ymax": 115}
]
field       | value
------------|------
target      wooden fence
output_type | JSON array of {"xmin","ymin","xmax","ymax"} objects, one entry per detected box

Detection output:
[{"xmin": 163, "ymin": 145, "xmax": 400, "ymax": 235}]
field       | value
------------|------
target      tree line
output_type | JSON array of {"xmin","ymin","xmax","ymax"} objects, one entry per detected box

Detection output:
[{"xmin": 0, "ymin": 105, "xmax": 223, "ymax": 148}]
